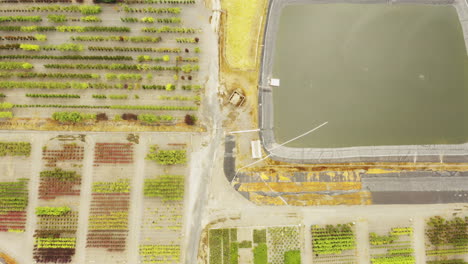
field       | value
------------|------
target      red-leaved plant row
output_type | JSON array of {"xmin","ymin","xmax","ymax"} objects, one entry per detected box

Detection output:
[
  {"xmin": 39, "ymin": 177, "xmax": 81, "ymax": 200},
  {"xmin": 94, "ymin": 143, "xmax": 133, "ymax": 165},
  {"xmin": 0, "ymin": 211, "xmax": 26, "ymax": 231},
  {"xmin": 86, "ymin": 193, "xmax": 130, "ymax": 251},
  {"xmin": 43, "ymin": 144, "xmax": 84, "ymax": 167}
]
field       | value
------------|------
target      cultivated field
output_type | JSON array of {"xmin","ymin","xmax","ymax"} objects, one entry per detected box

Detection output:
[
  {"xmin": 0, "ymin": 132, "xmax": 194, "ymax": 264},
  {"xmin": 0, "ymin": 0, "xmax": 213, "ymax": 131}
]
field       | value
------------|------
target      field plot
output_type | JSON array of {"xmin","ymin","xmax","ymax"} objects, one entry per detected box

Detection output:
[
  {"xmin": 85, "ymin": 139, "xmax": 135, "ymax": 263},
  {"xmin": 0, "ymin": 0, "xmax": 210, "ymax": 131},
  {"xmin": 368, "ymin": 219, "xmax": 415, "ymax": 264},
  {"xmin": 311, "ymin": 223, "xmax": 357, "ymax": 264},
  {"xmin": 425, "ymin": 215, "xmax": 468, "ymax": 264},
  {"xmin": 33, "ymin": 136, "xmax": 85, "ymax": 263},
  {"xmin": 139, "ymin": 137, "xmax": 189, "ymax": 264},
  {"xmin": 208, "ymin": 225, "xmax": 302, "ymax": 264},
  {"xmin": 0, "ymin": 141, "xmax": 31, "ymax": 233},
  {"xmin": 0, "ymin": 138, "xmax": 32, "ymax": 264}
]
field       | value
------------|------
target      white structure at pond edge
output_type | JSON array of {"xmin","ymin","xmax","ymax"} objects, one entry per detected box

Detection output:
[{"xmin": 270, "ymin": 78, "xmax": 280, "ymax": 87}]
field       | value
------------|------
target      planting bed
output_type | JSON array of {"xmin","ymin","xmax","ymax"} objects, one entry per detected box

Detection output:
[
  {"xmin": 139, "ymin": 141, "xmax": 188, "ymax": 264},
  {"xmin": 85, "ymin": 139, "xmax": 135, "ymax": 263},
  {"xmin": 208, "ymin": 226, "xmax": 301, "ymax": 264},
  {"xmin": 425, "ymin": 215, "xmax": 468, "ymax": 263},
  {"xmin": 369, "ymin": 220, "xmax": 415, "ymax": 264},
  {"xmin": 0, "ymin": 141, "xmax": 31, "ymax": 233},
  {"xmin": 311, "ymin": 223, "xmax": 357, "ymax": 264},
  {"xmin": 33, "ymin": 136, "xmax": 85, "ymax": 263},
  {"xmin": 0, "ymin": 0, "xmax": 208, "ymax": 130}
]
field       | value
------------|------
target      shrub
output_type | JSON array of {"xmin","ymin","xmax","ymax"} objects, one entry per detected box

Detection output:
[
  {"xmin": 184, "ymin": 114, "xmax": 196, "ymax": 125},
  {"xmin": 122, "ymin": 113, "xmax": 137, "ymax": 120},
  {"xmin": 96, "ymin": 113, "xmax": 108, "ymax": 121}
]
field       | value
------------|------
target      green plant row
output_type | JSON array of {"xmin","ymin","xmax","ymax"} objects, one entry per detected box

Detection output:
[
  {"xmin": 1, "ymin": 72, "xmax": 99, "ymax": 79},
  {"xmin": 0, "ymin": 15, "xmax": 42, "ymax": 22},
  {"xmin": 390, "ymin": 227, "xmax": 413, "ymax": 236},
  {"xmin": 0, "ymin": 25, "xmax": 129, "ymax": 32},
  {"xmin": 35, "ymin": 237, "xmax": 76, "ymax": 249},
  {"xmin": 0, "ymin": 35, "xmax": 45, "ymax": 41},
  {"xmin": 371, "ymin": 256, "xmax": 415, "ymax": 264},
  {"xmin": 26, "ymin": 93, "xmax": 80, "ymax": 98},
  {"xmin": 111, "ymin": 105, "xmax": 197, "ymax": 111},
  {"xmin": 0, "ymin": 81, "xmax": 184, "ymax": 90},
  {"xmin": 139, "ymin": 245, "xmax": 180, "ymax": 262},
  {"xmin": 143, "ymin": 175, "xmax": 184, "ymax": 201},
  {"xmin": 146, "ymin": 146, "xmax": 187, "ymax": 165},
  {"xmin": 106, "ymin": 73, "xmax": 142, "ymax": 81},
  {"xmin": 176, "ymin": 37, "xmax": 198, "ymax": 43},
  {"xmin": 138, "ymin": 114, "xmax": 174, "ymax": 123},
  {"xmin": 71, "ymin": 35, "xmax": 161, "ymax": 43},
  {"xmin": 142, "ymin": 26, "xmax": 197, "ymax": 33},
  {"xmin": 27, "ymin": 5, "xmax": 101, "ymax": 15},
  {"xmin": 0, "ymin": 54, "xmax": 132, "ymax": 61},
  {"xmin": 426, "ymin": 260, "xmax": 468, "ymax": 264},
  {"xmin": 427, "ymin": 248, "xmax": 468, "ymax": 256},
  {"xmin": 44, "ymin": 63, "xmax": 196, "ymax": 71},
  {"xmin": 13, "ymin": 104, "xmax": 198, "ymax": 111},
  {"xmin": 92, "ymin": 179, "xmax": 130, "ymax": 193},
  {"xmin": 88, "ymin": 46, "xmax": 181, "ymax": 53},
  {"xmin": 121, "ymin": 5, "xmax": 181, "ymax": 13},
  {"xmin": 158, "ymin": 95, "xmax": 200, "ymax": 101},
  {"xmin": 52, "ymin": 112, "xmax": 96, "ymax": 123},
  {"xmin": 0, "ymin": 61, "xmax": 33, "ymax": 70},
  {"xmin": 181, "ymin": 85, "xmax": 203, "ymax": 91},
  {"xmin": 40, "ymin": 168, "xmax": 81, "ymax": 181},
  {"xmin": 124, "ymin": 0, "xmax": 195, "ymax": 3},
  {"xmin": 35, "ymin": 206, "xmax": 71, "ymax": 216}
]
